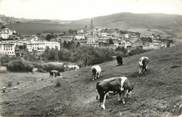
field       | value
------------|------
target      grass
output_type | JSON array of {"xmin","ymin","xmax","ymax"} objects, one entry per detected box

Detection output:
[{"xmin": 0, "ymin": 45, "xmax": 182, "ymax": 117}]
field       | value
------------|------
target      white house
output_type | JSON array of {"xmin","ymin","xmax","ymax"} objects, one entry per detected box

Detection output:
[
  {"xmin": 0, "ymin": 40, "xmax": 60, "ymax": 56},
  {"xmin": 0, "ymin": 41, "xmax": 16, "ymax": 56},
  {"xmin": 26, "ymin": 40, "xmax": 60, "ymax": 53},
  {"xmin": 0, "ymin": 28, "xmax": 16, "ymax": 39},
  {"xmin": 74, "ymin": 35, "xmax": 85, "ymax": 40}
]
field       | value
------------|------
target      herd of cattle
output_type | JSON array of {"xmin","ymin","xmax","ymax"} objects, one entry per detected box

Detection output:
[
  {"xmin": 92, "ymin": 56, "xmax": 149, "ymax": 110},
  {"xmin": 49, "ymin": 56, "xmax": 150, "ymax": 110},
  {"xmin": 1, "ymin": 56, "xmax": 150, "ymax": 110}
]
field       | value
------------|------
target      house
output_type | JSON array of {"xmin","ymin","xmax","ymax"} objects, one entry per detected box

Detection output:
[
  {"xmin": 87, "ymin": 36, "xmax": 99, "ymax": 47},
  {"xmin": 0, "ymin": 28, "xmax": 16, "ymax": 39},
  {"xmin": 77, "ymin": 29, "xmax": 85, "ymax": 34},
  {"xmin": 26, "ymin": 40, "xmax": 60, "ymax": 54},
  {"xmin": 15, "ymin": 42, "xmax": 28, "ymax": 57},
  {"xmin": 0, "ymin": 41, "xmax": 16, "ymax": 56},
  {"xmin": 74, "ymin": 35, "xmax": 86, "ymax": 40},
  {"xmin": 59, "ymin": 36, "xmax": 74, "ymax": 43},
  {"xmin": 0, "ymin": 40, "xmax": 61, "ymax": 57}
]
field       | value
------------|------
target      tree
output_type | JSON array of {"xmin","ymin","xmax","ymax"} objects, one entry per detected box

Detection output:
[
  {"xmin": 108, "ymin": 38, "xmax": 114, "ymax": 44},
  {"xmin": 68, "ymin": 29, "xmax": 77, "ymax": 35},
  {"xmin": 1, "ymin": 25, "xmax": 6, "ymax": 29},
  {"xmin": 45, "ymin": 34, "xmax": 55, "ymax": 41}
]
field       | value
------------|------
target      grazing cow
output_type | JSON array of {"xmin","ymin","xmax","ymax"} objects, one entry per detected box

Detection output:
[
  {"xmin": 116, "ymin": 55, "xmax": 123, "ymax": 65},
  {"xmin": 49, "ymin": 70, "xmax": 61, "ymax": 78},
  {"xmin": 31, "ymin": 67, "xmax": 38, "ymax": 74},
  {"xmin": 64, "ymin": 64, "xmax": 80, "ymax": 71},
  {"xmin": 96, "ymin": 76, "xmax": 134, "ymax": 110},
  {"xmin": 91, "ymin": 65, "xmax": 102, "ymax": 80},
  {"xmin": 138, "ymin": 56, "xmax": 150, "ymax": 74}
]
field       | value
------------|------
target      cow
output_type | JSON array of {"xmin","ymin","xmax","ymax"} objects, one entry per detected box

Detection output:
[
  {"xmin": 96, "ymin": 76, "xmax": 134, "ymax": 110},
  {"xmin": 31, "ymin": 67, "xmax": 38, "ymax": 74},
  {"xmin": 116, "ymin": 55, "xmax": 123, "ymax": 65},
  {"xmin": 91, "ymin": 65, "xmax": 102, "ymax": 80},
  {"xmin": 64, "ymin": 64, "xmax": 80, "ymax": 71},
  {"xmin": 0, "ymin": 66, "xmax": 7, "ymax": 73},
  {"xmin": 49, "ymin": 70, "xmax": 61, "ymax": 78},
  {"xmin": 138, "ymin": 56, "xmax": 150, "ymax": 74}
]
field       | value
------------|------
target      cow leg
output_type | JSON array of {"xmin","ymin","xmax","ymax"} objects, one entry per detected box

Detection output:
[
  {"xmin": 139, "ymin": 66, "xmax": 142, "ymax": 74},
  {"xmin": 145, "ymin": 65, "xmax": 148, "ymax": 71},
  {"xmin": 100, "ymin": 93, "xmax": 107, "ymax": 110},
  {"xmin": 97, "ymin": 72, "xmax": 100, "ymax": 79},
  {"xmin": 97, "ymin": 73, "xmax": 99, "ymax": 79},
  {"xmin": 122, "ymin": 90, "xmax": 129, "ymax": 104},
  {"xmin": 118, "ymin": 92, "xmax": 122, "ymax": 102}
]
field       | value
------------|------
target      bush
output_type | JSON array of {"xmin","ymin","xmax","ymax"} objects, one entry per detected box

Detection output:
[
  {"xmin": 58, "ymin": 46, "xmax": 114, "ymax": 66},
  {"xmin": 55, "ymin": 81, "xmax": 61, "ymax": 87},
  {"xmin": 7, "ymin": 81, "xmax": 12, "ymax": 87},
  {"xmin": 128, "ymin": 47, "xmax": 146, "ymax": 56},
  {"xmin": 7, "ymin": 59, "xmax": 33, "ymax": 72},
  {"xmin": 0, "ymin": 55, "xmax": 18, "ymax": 66},
  {"xmin": 38, "ymin": 62, "xmax": 65, "ymax": 72}
]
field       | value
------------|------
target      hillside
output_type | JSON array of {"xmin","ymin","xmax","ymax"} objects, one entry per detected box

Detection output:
[
  {"xmin": 91, "ymin": 13, "xmax": 182, "ymax": 38},
  {"xmin": 1, "ymin": 13, "xmax": 182, "ymax": 39},
  {"xmin": 0, "ymin": 45, "xmax": 182, "ymax": 117}
]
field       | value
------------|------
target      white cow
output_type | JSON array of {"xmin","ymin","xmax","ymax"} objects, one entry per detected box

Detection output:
[
  {"xmin": 64, "ymin": 64, "xmax": 80, "ymax": 71},
  {"xmin": 91, "ymin": 65, "xmax": 102, "ymax": 80}
]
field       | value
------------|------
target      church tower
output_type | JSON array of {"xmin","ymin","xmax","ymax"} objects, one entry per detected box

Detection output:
[{"xmin": 87, "ymin": 18, "xmax": 97, "ymax": 46}]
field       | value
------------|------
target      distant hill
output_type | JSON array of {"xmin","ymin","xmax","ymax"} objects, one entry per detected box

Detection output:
[
  {"xmin": 1, "ymin": 13, "xmax": 182, "ymax": 39},
  {"xmin": 79, "ymin": 13, "xmax": 182, "ymax": 39}
]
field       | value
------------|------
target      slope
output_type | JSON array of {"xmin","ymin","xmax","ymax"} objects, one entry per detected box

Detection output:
[{"xmin": 0, "ymin": 45, "xmax": 182, "ymax": 117}]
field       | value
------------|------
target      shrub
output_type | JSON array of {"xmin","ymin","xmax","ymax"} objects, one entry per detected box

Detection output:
[
  {"xmin": 55, "ymin": 81, "xmax": 61, "ymax": 87},
  {"xmin": 7, "ymin": 59, "xmax": 33, "ymax": 72},
  {"xmin": 38, "ymin": 62, "xmax": 64, "ymax": 72},
  {"xmin": 7, "ymin": 81, "xmax": 12, "ymax": 87},
  {"xmin": 128, "ymin": 47, "xmax": 146, "ymax": 56},
  {"xmin": 0, "ymin": 55, "xmax": 18, "ymax": 66}
]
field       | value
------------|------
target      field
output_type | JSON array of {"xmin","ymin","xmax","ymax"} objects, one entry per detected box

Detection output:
[{"xmin": 0, "ymin": 45, "xmax": 182, "ymax": 117}]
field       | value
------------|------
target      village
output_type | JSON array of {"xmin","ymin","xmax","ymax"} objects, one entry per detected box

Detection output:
[
  {"xmin": 0, "ymin": 0, "xmax": 182, "ymax": 116},
  {"xmin": 0, "ymin": 19, "xmax": 175, "ymax": 58}
]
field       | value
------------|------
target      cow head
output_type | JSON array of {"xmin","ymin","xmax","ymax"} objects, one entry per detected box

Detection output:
[
  {"xmin": 127, "ymin": 84, "xmax": 134, "ymax": 97},
  {"xmin": 92, "ymin": 68, "xmax": 97, "ymax": 80}
]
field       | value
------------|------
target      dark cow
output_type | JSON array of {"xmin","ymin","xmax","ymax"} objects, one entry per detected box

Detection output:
[
  {"xmin": 49, "ymin": 70, "xmax": 61, "ymax": 78},
  {"xmin": 96, "ymin": 76, "xmax": 134, "ymax": 110},
  {"xmin": 116, "ymin": 55, "xmax": 123, "ymax": 65},
  {"xmin": 138, "ymin": 56, "xmax": 150, "ymax": 74}
]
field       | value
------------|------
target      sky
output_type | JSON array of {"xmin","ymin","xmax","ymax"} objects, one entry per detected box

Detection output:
[{"xmin": 0, "ymin": 0, "xmax": 182, "ymax": 20}]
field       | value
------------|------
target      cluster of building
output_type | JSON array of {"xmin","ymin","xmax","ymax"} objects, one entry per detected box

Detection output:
[
  {"xmin": 59, "ymin": 27, "xmax": 174, "ymax": 50},
  {"xmin": 0, "ymin": 22, "xmax": 175, "ymax": 57},
  {"xmin": 0, "ymin": 28, "xmax": 60, "ymax": 57}
]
